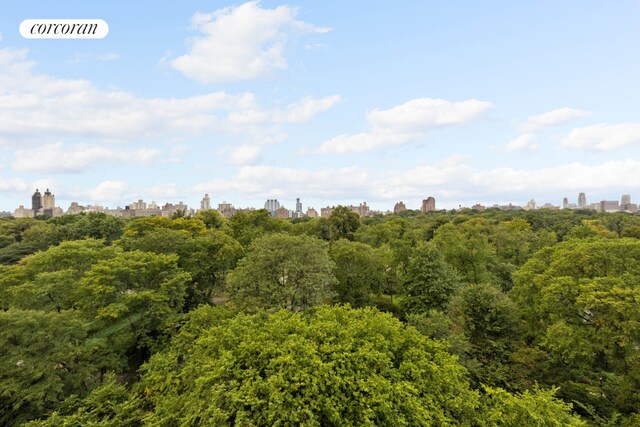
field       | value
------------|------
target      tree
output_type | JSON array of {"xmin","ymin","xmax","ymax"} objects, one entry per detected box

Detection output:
[
  {"xmin": 400, "ymin": 243, "xmax": 463, "ymax": 314},
  {"xmin": 433, "ymin": 221, "xmax": 497, "ymax": 285},
  {"xmin": 511, "ymin": 238, "xmax": 640, "ymax": 421},
  {"xmin": 228, "ymin": 209, "xmax": 289, "ymax": 247},
  {"xmin": 480, "ymin": 386, "xmax": 586, "ymax": 426},
  {"xmin": 194, "ymin": 209, "xmax": 227, "ymax": 230},
  {"xmin": 226, "ymin": 234, "xmax": 336, "ymax": 310},
  {"xmin": 0, "ymin": 309, "xmax": 97, "ymax": 426},
  {"xmin": 329, "ymin": 239, "xmax": 384, "ymax": 307},
  {"xmin": 26, "ymin": 373, "xmax": 144, "ymax": 427},
  {"xmin": 448, "ymin": 283, "xmax": 519, "ymax": 387},
  {"xmin": 138, "ymin": 305, "xmax": 479, "ymax": 426},
  {"xmin": 328, "ymin": 205, "xmax": 360, "ymax": 240}
]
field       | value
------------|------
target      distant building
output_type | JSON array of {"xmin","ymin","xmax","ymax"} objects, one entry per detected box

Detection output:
[
  {"xmin": 31, "ymin": 189, "xmax": 42, "ymax": 215},
  {"xmin": 307, "ymin": 207, "xmax": 319, "ymax": 218},
  {"xmin": 131, "ymin": 199, "xmax": 146, "ymax": 210},
  {"xmin": 471, "ymin": 203, "xmax": 486, "ymax": 211},
  {"xmin": 14, "ymin": 205, "xmax": 34, "ymax": 218},
  {"xmin": 295, "ymin": 198, "xmax": 302, "ymax": 214},
  {"xmin": 42, "ymin": 189, "xmax": 55, "ymax": 216},
  {"xmin": 562, "ymin": 197, "xmax": 569, "ymax": 209},
  {"xmin": 67, "ymin": 202, "xmax": 85, "ymax": 215},
  {"xmin": 264, "ymin": 199, "xmax": 280, "ymax": 216},
  {"xmin": 421, "ymin": 197, "xmax": 436, "ymax": 212},
  {"xmin": 540, "ymin": 203, "xmax": 560, "ymax": 210},
  {"xmin": 320, "ymin": 206, "xmax": 334, "ymax": 217},
  {"xmin": 393, "ymin": 201, "xmax": 407, "ymax": 214},
  {"xmin": 600, "ymin": 200, "xmax": 619, "ymax": 212},
  {"xmin": 352, "ymin": 202, "xmax": 370, "ymax": 217},
  {"xmin": 217, "ymin": 202, "xmax": 236, "ymax": 218},
  {"xmin": 621, "ymin": 194, "xmax": 631, "ymax": 206},
  {"xmin": 524, "ymin": 199, "xmax": 536, "ymax": 211},
  {"xmin": 201, "ymin": 194, "xmax": 211, "ymax": 210},
  {"xmin": 578, "ymin": 192, "xmax": 587, "ymax": 208},
  {"xmin": 275, "ymin": 206, "xmax": 290, "ymax": 219}
]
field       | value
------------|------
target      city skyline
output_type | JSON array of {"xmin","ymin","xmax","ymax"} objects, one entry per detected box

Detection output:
[
  {"xmin": 2, "ymin": 2, "xmax": 640, "ymax": 211},
  {"xmin": 6, "ymin": 187, "xmax": 637, "ymax": 219}
]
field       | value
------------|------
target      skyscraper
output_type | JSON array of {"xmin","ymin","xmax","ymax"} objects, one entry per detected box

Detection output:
[
  {"xmin": 42, "ymin": 189, "xmax": 55, "ymax": 216},
  {"xmin": 578, "ymin": 192, "xmax": 586, "ymax": 208},
  {"xmin": 562, "ymin": 197, "xmax": 569, "ymax": 209},
  {"xmin": 621, "ymin": 194, "xmax": 631, "ymax": 206},
  {"xmin": 421, "ymin": 197, "xmax": 436, "ymax": 212},
  {"xmin": 264, "ymin": 199, "xmax": 280, "ymax": 216},
  {"xmin": 201, "ymin": 194, "xmax": 211, "ymax": 210},
  {"xmin": 295, "ymin": 198, "xmax": 302, "ymax": 214},
  {"xmin": 31, "ymin": 189, "xmax": 42, "ymax": 215},
  {"xmin": 394, "ymin": 201, "xmax": 407, "ymax": 214}
]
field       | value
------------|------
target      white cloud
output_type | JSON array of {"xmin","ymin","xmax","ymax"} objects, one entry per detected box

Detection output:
[
  {"xmin": 505, "ymin": 133, "xmax": 539, "ymax": 152},
  {"xmin": 89, "ymin": 180, "xmax": 128, "ymax": 204},
  {"xmin": 12, "ymin": 143, "xmax": 161, "ymax": 173},
  {"xmin": 518, "ymin": 107, "xmax": 591, "ymax": 133},
  {"xmin": 194, "ymin": 165, "xmax": 371, "ymax": 200},
  {"xmin": 367, "ymin": 98, "xmax": 493, "ymax": 133},
  {"xmin": 0, "ymin": 178, "xmax": 27, "ymax": 193},
  {"xmin": 149, "ymin": 183, "xmax": 179, "ymax": 199},
  {"xmin": 0, "ymin": 47, "xmax": 338, "ymax": 157},
  {"xmin": 227, "ymin": 144, "xmax": 263, "ymax": 165},
  {"xmin": 193, "ymin": 158, "xmax": 640, "ymax": 207},
  {"xmin": 170, "ymin": 1, "xmax": 330, "ymax": 83},
  {"xmin": 560, "ymin": 123, "xmax": 640, "ymax": 151},
  {"xmin": 318, "ymin": 98, "xmax": 492, "ymax": 153},
  {"xmin": 273, "ymin": 95, "xmax": 341, "ymax": 123},
  {"xmin": 67, "ymin": 52, "xmax": 119, "ymax": 64}
]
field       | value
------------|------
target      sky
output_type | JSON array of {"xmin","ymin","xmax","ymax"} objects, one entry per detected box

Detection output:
[{"xmin": 1, "ymin": 0, "xmax": 640, "ymax": 212}]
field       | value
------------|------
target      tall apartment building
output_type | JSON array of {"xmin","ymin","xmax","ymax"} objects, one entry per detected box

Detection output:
[
  {"xmin": 264, "ymin": 199, "xmax": 280, "ymax": 216},
  {"xmin": 201, "ymin": 194, "xmax": 211, "ymax": 210},
  {"xmin": 393, "ymin": 201, "xmax": 407, "ymax": 214},
  {"xmin": 32, "ymin": 189, "xmax": 42, "ymax": 215},
  {"xmin": 578, "ymin": 192, "xmax": 587, "ymax": 208},
  {"xmin": 421, "ymin": 197, "xmax": 436, "ymax": 212}
]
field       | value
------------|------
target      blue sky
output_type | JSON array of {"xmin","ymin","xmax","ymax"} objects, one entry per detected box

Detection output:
[{"xmin": 1, "ymin": 0, "xmax": 640, "ymax": 212}]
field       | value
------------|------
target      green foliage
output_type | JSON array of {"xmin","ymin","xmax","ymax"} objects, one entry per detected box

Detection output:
[
  {"xmin": 194, "ymin": 208, "xmax": 227, "ymax": 230},
  {"xmin": 479, "ymin": 386, "xmax": 586, "ymax": 426},
  {"xmin": 433, "ymin": 221, "xmax": 497, "ymax": 285},
  {"xmin": 227, "ymin": 233, "xmax": 336, "ymax": 310},
  {"xmin": 400, "ymin": 243, "xmax": 463, "ymax": 314},
  {"xmin": 2, "ymin": 209, "xmax": 636, "ymax": 425},
  {"xmin": 449, "ymin": 284, "xmax": 520, "ymax": 387},
  {"xmin": 0, "ymin": 309, "xmax": 97, "ymax": 426},
  {"xmin": 329, "ymin": 239, "xmax": 385, "ymax": 306},
  {"xmin": 26, "ymin": 373, "xmax": 144, "ymax": 427},
  {"xmin": 139, "ymin": 305, "xmax": 479, "ymax": 426},
  {"xmin": 511, "ymin": 238, "xmax": 640, "ymax": 420},
  {"xmin": 122, "ymin": 215, "xmax": 206, "ymax": 238},
  {"xmin": 119, "ymin": 227, "xmax": 243, "ymax": 307},
  {"xmin": 228, "ymin": 209, "xmax": 289, "ymax": 246},
  {"xmin": 328, "ymin": 205, "xmax": 360, "ymax": 240}
]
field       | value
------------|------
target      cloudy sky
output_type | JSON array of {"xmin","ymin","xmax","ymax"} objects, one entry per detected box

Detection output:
[{"xmin": 1, "ymin": 1, "xmax": 640, "ymax": 212}]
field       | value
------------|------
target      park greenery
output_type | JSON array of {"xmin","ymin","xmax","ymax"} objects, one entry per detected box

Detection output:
[{"xmin": 1, "ymin": 206, "xmax": 639, "ymax": 425}]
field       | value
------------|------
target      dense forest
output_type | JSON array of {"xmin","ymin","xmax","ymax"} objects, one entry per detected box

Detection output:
[{"xmin": 1, "ymin": 206, "xmax": 639, "ymax": 426}]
